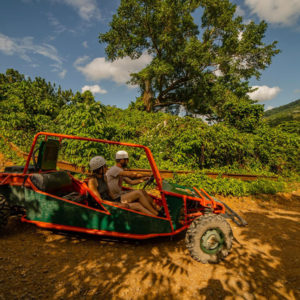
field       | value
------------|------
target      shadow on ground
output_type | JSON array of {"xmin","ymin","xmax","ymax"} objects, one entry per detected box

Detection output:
[{"xmin": 0, "ymin": 193, "xmax": 300, "ymax": 299}]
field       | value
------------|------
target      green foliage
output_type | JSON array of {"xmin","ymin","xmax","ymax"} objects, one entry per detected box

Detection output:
[
  {"xmin": 0, "ymin": 138, "xmax": 26, "ymax": 166},
  {"xmin": 264, "ymin": 99, "xmax": 300, "ymax": 134},
  {"xmin": 253, "ymin": 125, "xmax": 300, "ymax": 174},
  {"xmin": 100, "ymin": 0, "xmax": 279, "ymax": 128},
  {"xmin": 170, "ymin": 172, "xmax": 287, "ymax": 196},
  {"xmin": 216, "ymin": 91, "xmax": 264, "ymax": 132},
  {"xmin": 1, "ymin": 69, "xmax": 299, "ymax": 197},
  {"xmin": 276, "ymin": 121, "xmax": 300, "ymax": 134},
  {"xmin": 105, "ymin": 105, "xmax": 299, "ymax": 176},
  {"xmin": 55, "ymin": 91, "xmax": 107, "ymax": 167},
  {"xmin": 0, "ymin": 69, "xmax": 72, "ymax": 150},
  {"xmin": 264, "ymin": 99, "xmax": 300, "ymax": 118},
  {"xmin": 0, "ymin": 70, "xmax": 109, "ymax": 169}
]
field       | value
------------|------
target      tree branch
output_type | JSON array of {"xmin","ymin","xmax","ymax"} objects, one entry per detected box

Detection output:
[
  {"xmin": 157, "ymin": 76, "xmax": 190, "ymax": 102},
  {"xmin": 153, "ymin": 101, "xmax": 183, "ymax": 108}
]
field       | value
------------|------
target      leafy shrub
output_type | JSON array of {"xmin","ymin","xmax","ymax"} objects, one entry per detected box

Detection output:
[
  {"xmin": 1, "ymin": 69, "xmax": 299, "ymax": 193},
  {"xmin": 170, "ymin": 172, "xmax": 286, "ymax": 196}
]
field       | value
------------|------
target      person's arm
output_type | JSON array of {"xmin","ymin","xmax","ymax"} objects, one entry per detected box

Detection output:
[
  {"xmin": 88, "ymin": 177, "xmax": 129, "ymax": 208},
  {"xmin": 119, "ymin": 170, "xmax": 149, "ymax": 179},
  {"xmin": 123, "ymin": 176, "xmax": 149, "ymax": 185},
  {"xmin": 88, "ymin": 178, "xmax": 103, "ymax": 201}
]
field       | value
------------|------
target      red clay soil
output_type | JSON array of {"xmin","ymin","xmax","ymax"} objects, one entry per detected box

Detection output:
[{"xmin": 0, "ymin": 154, "xmax": 299, "ymax": 299}]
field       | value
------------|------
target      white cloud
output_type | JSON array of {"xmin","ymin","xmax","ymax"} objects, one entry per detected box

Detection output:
[
  {"xmin": 59, "ymin": 0, "xmax": 101, "ymax": 21},
  {"xmin": 0, "ymin": 32, "xmax": 65, "ymax": 76},
  {"xmin": 82, "ymin": 84, "xmax": 107, "ymax": 94},
  {"xmin": 75, "ymin": 53, "xmax": 152, "ymax": 85},
  {"xmin": 265, "ymin": 105, "xmax": 274, "ymax": 111},
  {"xmin": 58, "ymin": 69, "xmax": 67, "ymax": 79},
  {"xmin": 235, "ymin": 5, "xmax": 252, "ymax": 24},
  {"xmin": 74, "ymin": 55, "xmax": 90, "ymax": 66},
  {"xmin": 0, "ymin": 33, "xmax": 62, "ymax": 63},
  {"xmin": 24, "ymin": 0, "xmax": 101, "ymax": 21},
  {"xmin": 0, "ymin": 33, "xmax": 17, "ymax": 54},
  {"xmin": 235, "ymin": 5, "xmax": 245, "ymax": 17},
  {"xmin": 48, "ymin": 13, "xmax": 75, "ymax": 36},
  {"xmin": 82, "ymin": 41, "xmax": 88, "ymax": 48},
  {"xmin": 48, "ymin": 14, "xmax": 67, "ymax": 34},
  {"xmin": 248, "ymin": 85, "xmax": 281, "ymax": 101},
  {"xmin": 245, "ymin": 0, "xmax": 300, "ymax": 26}
]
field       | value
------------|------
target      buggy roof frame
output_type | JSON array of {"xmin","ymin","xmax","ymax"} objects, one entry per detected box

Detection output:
[{"xmin": 23, "ymin": 132, "xmax": 163, "ymax": 191}]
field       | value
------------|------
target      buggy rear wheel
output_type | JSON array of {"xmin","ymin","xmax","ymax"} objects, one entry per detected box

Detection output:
[
  {"xmin": 185, "ymin": 214, "xmax": 233, "ymax": 263},
  {"xmin": 0, "ymin": 194, "xmax": 10, "ymax": 231}
]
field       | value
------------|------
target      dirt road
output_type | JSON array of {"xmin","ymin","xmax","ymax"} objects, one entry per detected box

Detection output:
[
  {"xmin": 0, "ymin": 190, "xmax": 299, "ymax": 300},
  {"xmin": 1, "ymin": 152, "xmax": 300, "ymax": 299}
]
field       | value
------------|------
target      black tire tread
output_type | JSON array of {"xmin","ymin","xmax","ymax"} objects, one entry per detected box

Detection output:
[
  {"xmin": 0, "ymin": 194, "xmax": 10, "ymax": 231},
  {"xmin": 185, "ymin": 214, "xmax": 233, "ymax": 263}
]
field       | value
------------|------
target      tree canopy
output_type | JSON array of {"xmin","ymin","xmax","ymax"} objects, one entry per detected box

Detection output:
[
  {"xmin": 0, "ymin": 69, "xmax": 105, "ymax": 142},
  {"xmin": 99, "ymin": 0, "xmax": 279, "ymax": 118},
  {"xmin": 1, "ymin": 69, "xmax": 299, "ymax": 183}
]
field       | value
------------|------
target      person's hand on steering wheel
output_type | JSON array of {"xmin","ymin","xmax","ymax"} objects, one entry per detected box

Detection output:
[{"xmin": 142, "ymin": 175, "xmax": 155, "ymax": 190}]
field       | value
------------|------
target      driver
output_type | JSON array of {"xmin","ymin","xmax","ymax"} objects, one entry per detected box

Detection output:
[
  {"xmin": 106, "ymin": 150, "xmax": 161, "ymax": 216},
  {"xmin": 88, "ymin": 156, "xmax": 157, "ymax": 215}
]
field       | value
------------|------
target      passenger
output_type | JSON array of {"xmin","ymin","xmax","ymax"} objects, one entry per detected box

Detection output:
[
  {"xmin": 106, "ymin": 151, "xmax": 161, "ymax": 216},
  {"xmin": 88, "ymin": 156, "xmax": 156, "ymax": 215}
]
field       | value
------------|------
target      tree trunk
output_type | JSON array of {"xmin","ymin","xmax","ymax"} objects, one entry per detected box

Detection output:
[{"xmin": 142, "ymin": 79, "xmax": 154, "ymax": 112}]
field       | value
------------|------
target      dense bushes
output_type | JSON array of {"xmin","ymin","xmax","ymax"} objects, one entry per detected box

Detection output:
[
  {"xmin": 0, "ymin": 69, "xmax": 107, "ymax": 168},
  {"xmin": 0, "ymin": 69, "xmax": 299, "ymax": 195},
  {"xmin": 169, "ymin": 172, "xmax": 287, "ymax": 196},
  {"xmin": 105, "ymin": 106, "xmax": 300, "ymax": 175}
]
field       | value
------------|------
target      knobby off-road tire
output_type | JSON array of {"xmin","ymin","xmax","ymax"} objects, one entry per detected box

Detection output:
[
  {"xmin": 185, "ymin": 214, "xmax": 233, "ymax": 264},
  {"xmin": 0, "ymin": 194, "xmax": 10, "ymax": 231}
]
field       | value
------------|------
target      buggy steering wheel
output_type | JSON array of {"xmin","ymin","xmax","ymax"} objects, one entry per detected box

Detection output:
[{"xmin": 142, "ymin": 175, "xmax": 155, "ymax": 190}]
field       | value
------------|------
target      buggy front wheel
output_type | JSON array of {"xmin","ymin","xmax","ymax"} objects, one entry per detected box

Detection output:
[{"xmin": 185, "ymin": 214, "xmax": 233, "ymax": 263}]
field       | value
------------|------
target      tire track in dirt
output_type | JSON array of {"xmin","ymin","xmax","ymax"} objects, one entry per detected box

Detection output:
[
  {"xmin": 0, "ymin": 152, "xmax": 299, "ymax": 299},
  {"xmin": 0, "ymin": 191, "xmax": 299, "ymax": 299}
]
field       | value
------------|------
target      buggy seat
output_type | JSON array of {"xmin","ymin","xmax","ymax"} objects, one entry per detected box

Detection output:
[{"xmin": 30, "ymin": 171, "xmax": 75, "ymax": 197}]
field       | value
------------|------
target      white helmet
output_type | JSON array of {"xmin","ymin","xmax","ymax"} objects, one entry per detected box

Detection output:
[
  {"xmin": 89, "ymin": 156, "xmax": 106, "ymax": 171},
  {"xmin": 116, "ymin": 150, "xmax": 129, "ymax": 160}
]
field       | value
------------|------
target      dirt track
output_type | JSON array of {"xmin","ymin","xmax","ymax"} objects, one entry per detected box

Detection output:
[
  {"xmin": 1, "ymin": 154, "xmax": 300, "ymax": 299},
  {"xmin": 0, "ymin": 191, "xmax": 299, "ymax": 300}
]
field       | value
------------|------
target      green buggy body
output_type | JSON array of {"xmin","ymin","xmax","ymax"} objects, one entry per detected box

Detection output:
[{"xmin": 0, "ymin": 132, "xmax": 246, "ymax": 263}]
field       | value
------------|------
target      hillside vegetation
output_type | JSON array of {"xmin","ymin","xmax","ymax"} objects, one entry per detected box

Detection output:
[
  {"xmin": 0, "ymin": 69, "xmax": 299, "ymax": 196},
  {"xmin": 264, "ymin": 99, "xmax": 300, "ymax": 134}
]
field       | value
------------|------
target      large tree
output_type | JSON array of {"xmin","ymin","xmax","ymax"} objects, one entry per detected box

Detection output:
[{"xmin": 99, "ymin": 0, "xmax": 279, "ymax": 115}]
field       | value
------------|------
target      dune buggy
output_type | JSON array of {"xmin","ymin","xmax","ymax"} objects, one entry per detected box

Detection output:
[{"xmin": 0, "ymin": 132, "xmax": 246, "ymax": 263}]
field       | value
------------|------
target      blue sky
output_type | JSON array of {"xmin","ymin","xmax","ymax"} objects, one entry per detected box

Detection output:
[{"xmin": 0, "ymin": 0, "xmax": 300, "ymax": 110}]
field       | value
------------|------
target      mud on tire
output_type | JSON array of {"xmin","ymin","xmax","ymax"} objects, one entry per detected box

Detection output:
[
  {"xmin": 185, "ymin": 214, "xmax": 233, "ymax": 264},
  {"xmin": 0, "ymin": 194, "xmax": 10, "ymax": 231}
]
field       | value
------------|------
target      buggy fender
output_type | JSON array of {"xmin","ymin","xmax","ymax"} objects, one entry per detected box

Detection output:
[{"xmin": 212, "ymin": 197, "xmax": 248, "ymax": 227}]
